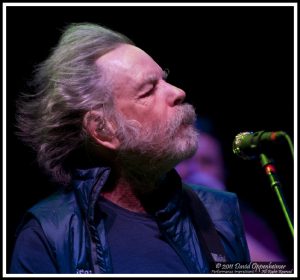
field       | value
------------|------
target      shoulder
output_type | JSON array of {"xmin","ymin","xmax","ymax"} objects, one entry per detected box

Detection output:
[
  {"xmin": 26, "ymin": 189, "xmax": 82, "ymax": 245},
  {"xmin": 29, "ymin": 189, "xmax": 78, "ymax": 219},
  {"xmin": 22, "ymin": 189, "xmax": 85, "ymax": 264},
  {"xmin": 183, "ymin": 183, "xmax": 239, "ymax": 222}
]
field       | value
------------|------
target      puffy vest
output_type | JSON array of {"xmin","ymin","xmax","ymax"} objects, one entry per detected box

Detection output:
[{"xmin": 26, "ymin": 167, "xmax": 250, "ymax": 273}]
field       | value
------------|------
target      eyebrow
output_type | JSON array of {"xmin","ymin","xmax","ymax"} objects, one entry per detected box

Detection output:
[{"xmin": 136, "ymin": 69, "xmax": 169, "ymax": 91}]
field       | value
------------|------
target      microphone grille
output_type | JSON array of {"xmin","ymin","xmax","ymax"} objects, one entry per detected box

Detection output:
[{"xmin": 232, "ymin": 131, "xmax": 255, "ymax": 160}]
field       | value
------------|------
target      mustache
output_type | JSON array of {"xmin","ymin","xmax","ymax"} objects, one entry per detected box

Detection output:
[
  {"xmin": 166, "ymin": 104, "xmax": 197, "ymax": 134},
  {"xmin": 116, "ymin": 103, "xmax": 197, "ymax": 145},
  {"xmin": 178, "ymin": 104, "xmax": 197, "ymax": 126}
]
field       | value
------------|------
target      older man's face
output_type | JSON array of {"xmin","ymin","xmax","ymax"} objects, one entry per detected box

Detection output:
[{"xmin": 96, "ymin": 44, "xmax": 198, "ymax": 166}]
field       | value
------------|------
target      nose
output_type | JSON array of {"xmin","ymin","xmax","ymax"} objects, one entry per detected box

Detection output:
[{"xmin": 167, "ymin": 84, "xmax": 186, "ymax": 106}]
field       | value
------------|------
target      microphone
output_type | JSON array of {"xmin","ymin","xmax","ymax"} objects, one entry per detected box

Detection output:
[{"xmin": 232, "ymin": 131, "xmax": 286, "ymax": 160}]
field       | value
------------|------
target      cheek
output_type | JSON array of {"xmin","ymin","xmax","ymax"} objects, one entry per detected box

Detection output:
[
  {"xmin": 114, "ymin": 99, "xmax": 142, "ymax": 122},
  {"xmin": 115, "ymin": 93, "xmax": 171, "ymax": 126},
  {"xmin": 148, "ymin": 97, "xmax": 172, "ymax": 121}
]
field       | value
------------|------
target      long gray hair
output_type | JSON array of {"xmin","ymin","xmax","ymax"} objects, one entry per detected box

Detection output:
[{"xmin": 16, "ymin": 23, "xmax": 133, "ymax": 185}]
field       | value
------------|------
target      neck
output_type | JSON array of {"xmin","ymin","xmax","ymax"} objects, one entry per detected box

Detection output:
[
  {"xmin": 101, "ymin": 178, "xmax": 145, "ymax": 213},
  {"xmin": 101, "ymin": 169, "xmax": 162, "ymax": 213}
]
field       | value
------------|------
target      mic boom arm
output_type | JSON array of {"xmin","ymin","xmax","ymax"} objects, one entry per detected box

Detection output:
[
  {"xmin": 233, "ymin": 130, "xmax": 294, "ymax": 238},
  {"xmin": 259, "ymin": 153, "xmax": 294, "ymax": 237}
]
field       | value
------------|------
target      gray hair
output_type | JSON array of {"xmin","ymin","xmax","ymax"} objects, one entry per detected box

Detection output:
[{"xmin": 16, "ymin": 23, "xmax": 133, "ymax": 185}]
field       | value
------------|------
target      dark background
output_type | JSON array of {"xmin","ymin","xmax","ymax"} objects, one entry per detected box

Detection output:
[{"xmin": 6, "ymin": 5, "xmax": 295, "ymax": 269}]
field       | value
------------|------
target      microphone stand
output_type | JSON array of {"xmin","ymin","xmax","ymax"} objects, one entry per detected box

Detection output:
[{"xmin": 259, "ymin": 153, "xmax": 294, "ymax": 238}]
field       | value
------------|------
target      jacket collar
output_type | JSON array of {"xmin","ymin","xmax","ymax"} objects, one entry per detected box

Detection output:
[
  {"xmin": 71, "ymin": 167, "xmax": 111, "ymax": 222},
  {"xmin": 70, "ymin": 166, "xmax": 183, "ymax": 222}
]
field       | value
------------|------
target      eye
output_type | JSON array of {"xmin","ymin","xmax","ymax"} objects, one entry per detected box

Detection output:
[
  {"xmin": 139, "ymin": 86, "xmax": 155, "ymax": 98},
  {"xmin": 138, "ymin": 82, "xmax": 157, "ymax": 99}
]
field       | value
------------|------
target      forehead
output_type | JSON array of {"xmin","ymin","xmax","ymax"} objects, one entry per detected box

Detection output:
[{"xmin": 95, "ymin": 44, "xmax": 163, "ymax": 91}]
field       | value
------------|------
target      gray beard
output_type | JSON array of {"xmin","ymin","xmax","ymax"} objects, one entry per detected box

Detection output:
[{"xmin": 114, "ymin": 104, "xmax": 199, "ymax": 192}]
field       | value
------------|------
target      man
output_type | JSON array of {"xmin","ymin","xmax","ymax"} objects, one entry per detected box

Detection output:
[{"xmin": 10, "ymin": 23, "xmax": 249, "ymax": 274}]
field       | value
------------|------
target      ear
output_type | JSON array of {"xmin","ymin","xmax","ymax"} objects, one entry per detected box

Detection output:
[{"xmin": 83, "ymin": 110, "xmax": 120, "ymax": 150}]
